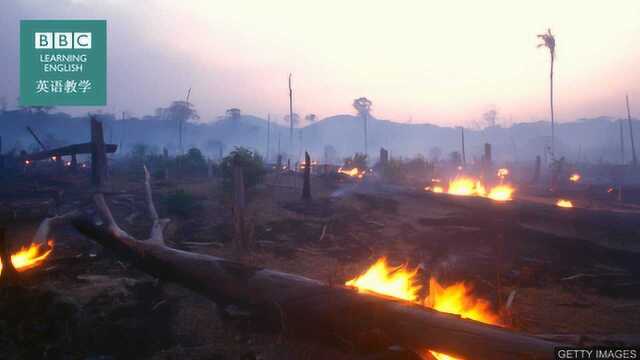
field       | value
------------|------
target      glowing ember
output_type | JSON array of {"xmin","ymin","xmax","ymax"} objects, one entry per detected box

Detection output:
[
  {"xmin": 497, "ymin": 168, "xmax": 509, "ymax": 178},
  {"xmin": 487, "ymin": 185, "xmax": 514, "ymax": 201},
  {"xmin": 569, "ymin": 174, "xmax": 581, "ymax": 182},
  {"xmin": 556, "ymin": 199, "xmax": 573, "ymax": 208},
  {"xmin": 346, "ymin": 258, "xmax": 500, "ymax": 360},
  {"xmin": 0, "ymin": 240, "xmax": 54, "ymax": 276},
  {"xmin": 432, "ymin": 185, "xmax": 444, "ymax": 193}
]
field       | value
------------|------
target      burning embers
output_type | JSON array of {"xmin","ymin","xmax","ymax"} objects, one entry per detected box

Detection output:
[
  {"xmin": 569, "ymin": 173, "xmax": 581, "ymax": 183},
  {"xmin": 346, "ymin": 258, "xmax": 500, "ymax": 360},
  {"xmin": 426, "ymin": 176, "xmax": 515, "ymax": 202},
  {"xmin": 556, "ymin": 199, "xmax": 574, "ymax": 208},
  {"xmin": 0, "ymin": 240, "xmax": 54, "ymax": 278}
]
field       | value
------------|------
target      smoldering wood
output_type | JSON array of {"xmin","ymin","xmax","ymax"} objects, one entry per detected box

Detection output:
[
  {"xmin": 422, "ymin": 190, "xmax": 640, "ymax": 252},
  {"xmin": 68, "ymin": 171, "xmax": 562, "ymax": 359},
  {"xmin": 0, "ymin": 227, "xmax": 19, "ymax": 285},
  {"xmin": 71, "ymin": 214, "xmax": 561, "ymax": 359}
]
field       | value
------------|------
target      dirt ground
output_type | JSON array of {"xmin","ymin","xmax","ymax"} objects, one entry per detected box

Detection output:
[{"xmin": 1, "ymin": 170, "xmax": 640, "ymax": 359}]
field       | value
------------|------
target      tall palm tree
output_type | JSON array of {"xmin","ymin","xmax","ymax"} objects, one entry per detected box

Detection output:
[
  {"xmin": 353, "ymin": 97, "xmax": 372, "ymax": 156},
  {"xmin": 538, "ymin": 28, "xmax": 556, "ymax": 158}
]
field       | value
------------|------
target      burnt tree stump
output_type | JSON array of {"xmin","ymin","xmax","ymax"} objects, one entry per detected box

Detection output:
[
  {"xmin": 302, "ymin": 151, "xmax": 312, "ymax": 200},
  {"xmin": 90, "ymin": 117, "xmax": 107, "ymax": 188}
]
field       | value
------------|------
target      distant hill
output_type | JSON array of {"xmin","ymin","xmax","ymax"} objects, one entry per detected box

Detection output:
[{"xmin": 0, "ymin": 109, "xmax": 636, "ymax": 165}]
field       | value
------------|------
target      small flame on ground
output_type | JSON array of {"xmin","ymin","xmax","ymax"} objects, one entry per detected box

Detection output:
[
  {"xmin": 448, "ymin": 177, "xmax": 486, "ymax": 197},
  {"xmin": 428, "ymin": 176, "xmax": 514, "ymax": 202},
  {"xmin": 556, "ymin": 199, "xmax": 573, "ymax": 208},
  {"xmin": 487, "ymin": 185, "xmax": 514, "ymax": 202},
  {"xmin": 338, "ymin": 167, "xmax": 365, "ymax": 179},
  {"xmin": 346, "ymin": 258, "xmax": 500, "ymax": 360},
  {"xmin": 0, "ymin": 240, "xmax": 54, "ymax": 276},
  {"xmin": 569, "ymin": 174, "xmax": 581, "ymax": 182}
]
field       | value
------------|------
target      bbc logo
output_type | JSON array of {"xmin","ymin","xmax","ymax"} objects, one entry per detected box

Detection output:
[{"xmin": 34, "ymin": 32, "xmax": 92, "ymax": 49}]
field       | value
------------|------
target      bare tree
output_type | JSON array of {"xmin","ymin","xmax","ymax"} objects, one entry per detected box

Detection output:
[
  {"xmin": 538, "ymin": 28, "xmax": 556, "ymax": 158},
  {"xmin": 353, "ymin": 97, "xmax": 372, "ymax": 156}
]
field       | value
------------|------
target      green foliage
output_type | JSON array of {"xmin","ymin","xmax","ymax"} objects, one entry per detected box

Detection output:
[
  {"xmin": 220, "ymin": 147, "xmax": 265, "ymax": 189},
  {"xmin": 162, "ymin": 189, "xmax": 199, "ymax": 217},
  {"xmin": 176, "ymin": 147, "xmax": 208, "ymax": 174}
]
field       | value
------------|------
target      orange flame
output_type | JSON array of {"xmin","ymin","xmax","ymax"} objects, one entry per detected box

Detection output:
[
  {"xmin": 0, "ymin": 240, "xmax": 54, "ymax": 276},
  {"xmin": 448, "ymin": 177, "xmax": 486, "ymax": 197},
  {"xmin": 487, "ymin": 185, "xmax": 514, "ymax": 202},
  {"xmin": 346, "ymin": 258, "xmax": 500, "ymax": 360},
  {"xmin": 556, "ymin": 199, "xmax": 573, "ymax": 208},
  {"xmin": 428, "ymin": 176, "xmax": 514, "ymax": 202},
  {"xmin": 338, "ymin": 167, "xmax": 360, "ymax": 177},
  {"xmin": 569, "ymin": 174, "xmax": 580, "ymax": 182}
]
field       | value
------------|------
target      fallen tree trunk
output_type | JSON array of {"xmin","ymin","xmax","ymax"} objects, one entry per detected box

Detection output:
[{"xmin": 71, "ymin": 168, "xmax": 561, "ymax": 360}]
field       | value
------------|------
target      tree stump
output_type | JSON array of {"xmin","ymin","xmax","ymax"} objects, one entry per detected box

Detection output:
[{"xmin": 302, "ymin": 151, "xmax": 312, "ymax": 200}]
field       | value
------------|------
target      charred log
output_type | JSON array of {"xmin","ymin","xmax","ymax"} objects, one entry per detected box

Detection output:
[{"xmin": 70, "ymin": 168, "xmax": 562, "ymax": 360}]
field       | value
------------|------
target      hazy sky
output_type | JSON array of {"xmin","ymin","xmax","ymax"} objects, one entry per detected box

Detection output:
[{"xmin": 2, "ymin": 0, "xmax": 640, "ymax": 126}]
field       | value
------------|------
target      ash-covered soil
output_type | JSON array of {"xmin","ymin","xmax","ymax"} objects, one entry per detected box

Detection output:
[{"xmin": 2, "ymin": 172, "xmax": 640, "ymax": 359}]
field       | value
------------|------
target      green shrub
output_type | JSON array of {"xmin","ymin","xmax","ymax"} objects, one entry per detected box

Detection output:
[
  {"xmin": 220, "ymin": 147, "xmax": 265, "ymax": 190},
  {"xmin": 162, "ymin": 189, "xmax": 199, "ymax": 217}
]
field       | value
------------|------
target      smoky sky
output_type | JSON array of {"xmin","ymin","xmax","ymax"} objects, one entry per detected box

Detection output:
[{"xmin": 2, "ymin": 0, "xmax": 640, "ymax": 125}]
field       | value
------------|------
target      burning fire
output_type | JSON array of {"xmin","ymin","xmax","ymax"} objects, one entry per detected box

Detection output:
[
  {"xmin": 427, "ymin": 176, "xmax": 514, "ymax": 202},
  {"xmin": 497, "ymin": 168, "xmax": 509, "ymax": 178},
  {"xmin": 448, "ymin": 177, "xmax": 486, "ymax": 197},
  {"xmin": 556, "ymin": 199, "xmax": 573, "ymax": 208},
  {"xmin": 346, "ymin": 258, "xmax": 500, "ymax": 360},
  {"xmin": 569, "ymin": 174, "xmax": 581, "ymax": 182},
  {"xmin": 487, "ymin": 185, "xmax": 514, "ymax": 202},
  {"xmin": 338, "ymin": 167, "xmax": 365, "ymax": 179},
  {"xmin": 0, "ymin": 240, "xmax": 54, "ymax": 276}
]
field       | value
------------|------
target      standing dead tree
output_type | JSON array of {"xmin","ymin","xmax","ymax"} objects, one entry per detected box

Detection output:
[
  {"xmin": 353, "ymin": 97, "xmax": 372, "ymax": 157},
  {"xmin": 538, "ymin": 28, "xmax": 556, "ymax": 159},
  {"xmin": 302, "ymin": 151, "xmax": 311, "ymax": 200},
  {"xmin": 626, "ymin": 94, "xmax": 637, "ymax": 166},
  {"xmin": 91, "ymin": 116, "xmax": 107, "ymax": 188},
  {"xmin": 460, "ymin": 126, "xmax": 466, "ymax": 166},
  {"xmin": 289, "ymin": 73, "xmax": 294, "ymax": 152}
]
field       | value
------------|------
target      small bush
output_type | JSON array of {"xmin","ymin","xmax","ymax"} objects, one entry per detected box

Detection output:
[
  {"xmin": 220, "ymin": 147, "xmax": 265, "ymax": 190},
  {"xmin": 162, "ymin": 189, "xmax": 199, "ymax": 217}
]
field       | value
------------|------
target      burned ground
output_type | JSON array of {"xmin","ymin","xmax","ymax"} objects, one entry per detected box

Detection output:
[{"xmin": 1, "ymin": 171, "xmax": 640, "ymax": 359}]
